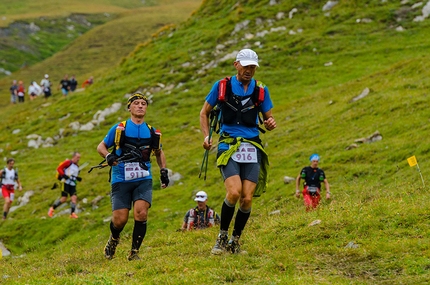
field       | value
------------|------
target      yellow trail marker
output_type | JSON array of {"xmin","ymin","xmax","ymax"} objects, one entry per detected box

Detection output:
[
  {"xmin": 407, "ymin": 155, "xmax": 417, "ymax": 167},
  {"xmin": 407, "ymin": 155, "xmax": 425, "ymax": 187}
]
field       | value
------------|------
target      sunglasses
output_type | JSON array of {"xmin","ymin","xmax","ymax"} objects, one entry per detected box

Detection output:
[{"xmin": 196, "ymin": 195, "xmax": 206, "ymax": 198}]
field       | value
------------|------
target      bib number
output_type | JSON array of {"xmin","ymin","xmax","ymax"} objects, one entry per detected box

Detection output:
[
  {"xmin": 124, "ymin": 162, "xmax": 149, "ymax": 181},
  {"xmin": 231, "ymin": 142, "xmax": 257, "ymax": 163},
  {"xmin": 308, "ymin": 186, "xmax": 319, "ymax": 195}
]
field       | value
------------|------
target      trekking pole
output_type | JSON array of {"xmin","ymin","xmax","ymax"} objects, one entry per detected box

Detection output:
[
  {"xmin": 88, "ymin": 163, "xmax": 108, "ymax": 173},
  {"xmin": 88, "ymin": 153, "xmax": 142, "ymax": 173},
  {"xmin": 199, "ymin": 107, "xmax": 219, "ymax": 180},
  {"xmin": 198, "ymin": 150, "xmax": 209, "ymax": 179}
]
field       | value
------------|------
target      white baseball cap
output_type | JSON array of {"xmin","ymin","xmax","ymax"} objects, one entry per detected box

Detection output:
[
  {"xmin": 44, "ymin": 74, "xmax": 49, "ymax": 78},
  {"xmin": 236, "ymin": 49, "xmax": 259, "ymax": 67},
  {"xmin": 194, "ymin": 191, "xmax": 208, "ymax": 202}
]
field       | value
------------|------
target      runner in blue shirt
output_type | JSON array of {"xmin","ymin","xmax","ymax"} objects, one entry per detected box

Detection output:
[
  {"xmin": 97, "ymin": 92, "xmax": 169, "ymax": 261},
  {"xmin": 200, "ymin": 49, "xmax": 277, "ymax": 254}
]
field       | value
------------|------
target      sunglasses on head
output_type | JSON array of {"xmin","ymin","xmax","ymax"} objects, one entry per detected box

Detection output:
[{"xmin": 196, "ymin": 195, "xmax": 206, "ymax": 198}]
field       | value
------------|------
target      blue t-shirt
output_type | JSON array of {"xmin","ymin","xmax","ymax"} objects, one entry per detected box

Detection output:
[
  {"xmin": 103, "ymin": 119, "xmax": 157, "ymax": 184},
  {"xmin": 205, "ymin": 75, "xmax": 274, "ymax": 151}
]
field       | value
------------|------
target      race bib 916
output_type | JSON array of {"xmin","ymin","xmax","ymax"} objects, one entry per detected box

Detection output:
[{"xmin": 231, "ymin": 142, "xmax": 258, "ymax": 163}]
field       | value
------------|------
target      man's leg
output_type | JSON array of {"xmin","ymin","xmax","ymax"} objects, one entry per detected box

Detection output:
[
  {"xmin": 211, "ymin": 175, "xmax": 241, "ymax": 255},
  {"xmin": 3, "ymin": 197, "xmax": 11, "ymax": 219},
  {"xmin": 105, "ymin": 209, "xmax": 128, "ymax": 259},
  {"xmin": 311, "ymin": 194, "xmax": 321, "ymax": 209},
  {"xmin": 303, "ymin": 192, "xmax": 313, "ymax": 211},
  {"xmin": 228, "ymin": 179, "xmax": 256, "ymax": 253},
  {"xmin": 128, "ymin": 199, "xmax": 150, "ymax": 260},
  {"xmin": 70, "ymin": 194, "xmax": 78, "ymax": 218}
]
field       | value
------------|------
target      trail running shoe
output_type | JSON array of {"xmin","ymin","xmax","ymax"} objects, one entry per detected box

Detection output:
[
  {"xmin": 48, "ymin": 207, "xmax": 54, "ymax": 218},
  {"xmin": 104, "ymin": 235, "xmax": 120, "ymax": 260},
  {"xmin": 127, "ymin": 249, "xmax": 141, "ymax": 261},
  {"xmin": 70, "ymin": 213, "xmax": 78, "ymax": 219},
  {"xmin": 211, "ymin": 230, "xmax": 229, "ymax": 255},
  {"xmin": 227, "ymin": 235, "xmax": 248, "ymax": 254},
  {"xmin": 227, "ymin": 235, "xmax": 241, "ymax": 254}
]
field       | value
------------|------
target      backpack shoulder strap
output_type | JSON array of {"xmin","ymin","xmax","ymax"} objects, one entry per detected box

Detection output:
[
  {"xmin": 114, "ymin": 120, "xmax": 127, "ymax": 150},
  {"xmin": 218, "ymin": 76, "xmax": 231, "ymax": 102},
  {"xmin": 147, "ymin": 123, "xmax": 154, "ymax": 134},
  {"xmin": 254, "ymin": 79, "xmax": 265, "ymax": 106}
]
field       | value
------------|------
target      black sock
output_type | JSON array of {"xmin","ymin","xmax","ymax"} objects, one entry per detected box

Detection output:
[
  {"xmin": 3, "ymin": 212, "xmax": 7, "ymax": 218},
  {"xmin": 70, "ymin": 202, "xmax": 76, "ymax": 214},
  {"xmin": 132, "ymin": 220, "xmax": 147, "ymax": 251},
  {"xmin": 110, "ymin": 221, "xmax": 123, "ymax": 239},
  {"xmin": 52, "ymin": 199, "xmax": 61, "ymax": 209},
  {"xmin": 232, "ymin": 208, "xmax": 251, "ymax": 237},
  {"xmin": 220, "ymin": 200, "xmax": 235, "ymax": 231}
]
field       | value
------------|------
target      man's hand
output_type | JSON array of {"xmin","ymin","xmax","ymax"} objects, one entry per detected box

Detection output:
[
  {"xmin": 160, "ymin": 168, "xmax": 169, "ymax": 188},
  {"xmin": 264, "ymin": 116, "xmax": 277, "ymax": 131},
  {"xmin": 203, "ymin": 136, "xmax": 212, "ymax": 150},
  {"xmin": 295, "ymin": 189, "xmax": 301, "ymax": 198},
  {"xmin": 106, "ymin": 153, "xmax": 118, "ymax": 166}
]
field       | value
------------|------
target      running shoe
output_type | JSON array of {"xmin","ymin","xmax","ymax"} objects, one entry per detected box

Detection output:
[
  {"xmin": 70, "ymin": 212, "xmax": 78, "ymax": 219},
  {"xmin": 127, "ymin": 249, "xmax": 141, "ymax": 261},
  {"xmin": 227, "ymin": 235, "xmax": 241, "ymax": 254},
  {"xmin": 227, "ymin": 235, "xmax": 248, "ymax": 254},
  {"xmin": 48, "ymin": 207, "xmax": 54, "ymax": 218},
  {"xmin": 211, "ymin": 230, "xmax": 229, "ymax": 255},
  {"xmin": 104, "ymin": 235, "xmax": 120, "ymax": 260}
]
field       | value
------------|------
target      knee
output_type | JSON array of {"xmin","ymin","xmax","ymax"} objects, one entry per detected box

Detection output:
[
  {"xmin": 112, "ymin": 215, "xmax": 127, "ymax": 228},
  {"xmin": 134, "ymin": 209, "xmax": 148, "ymax": 221},
  {"xmin": 226, "ymin": 188, "xmax": 241, "ymax": 202},
  {"xmin": 240, "ymin": 196, "xmax": 253, "ymax": 209}
]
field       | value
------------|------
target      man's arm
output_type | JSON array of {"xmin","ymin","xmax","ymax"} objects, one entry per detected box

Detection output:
[
  {"xmin": 200, "ymin": 101, "xmax": 213, "ymax": 150},
  {"xmin": 154, "ymin": 149, "xmax": 167, "ymax": 169},
  {"xmin": 57, "ymin": 160, "xmax": 72, "ymax": 177},
  {"xmin": 154, "ymin": 149, "xmax": 168, "ymax": 189},
  {"xmin": 97, "ymin": 141, "xmax": 110, "ymax": 159},
  {"xmin": 324, "ymin": 179, "xmax": 331, "ymax": 199},
  {"xmin": 295, "ymin": 174, "xmax": 301, "ymax": 198},
  {"xmin": 16, "ymin": 178, "xmax": 22, "ymax": 190},
  {"xmin": 97, "ymin": 140, "xmax": 119, "ymax": 167},
  {"xmin": 181, "ymin": 211, "xmax": 191, "ymax": 230}
]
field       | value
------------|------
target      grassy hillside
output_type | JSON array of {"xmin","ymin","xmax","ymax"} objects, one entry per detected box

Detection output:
[
  {"xmin": 0, "ymin": 0, "xmax": 148, "ymax": 76},
  {"xmin": 1, "ymin": 0, "xmax": 430, "ymax": 284},
  {"xmin": 0, "ymin": 0, "xmax": 202, "ymax": 99}
]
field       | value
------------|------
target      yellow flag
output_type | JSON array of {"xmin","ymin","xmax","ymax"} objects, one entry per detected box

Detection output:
[{"xmin": 407, "ymin": 156, "xmax": 417, "ymax": 167}]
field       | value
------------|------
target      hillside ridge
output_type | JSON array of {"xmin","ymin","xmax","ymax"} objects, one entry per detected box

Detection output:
[{"xmin": 1, "ymin": 1, "xmax": 430, "ymax": 284}]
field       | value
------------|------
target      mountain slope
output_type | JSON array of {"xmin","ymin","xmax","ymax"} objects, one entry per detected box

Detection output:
[
  {"xmin": 0, "ymin": 0, "xmax": 202, "ymax": 101},
  {"xmin": 1, "ymin": 0, "xmax": 430, "ymax": 284}
]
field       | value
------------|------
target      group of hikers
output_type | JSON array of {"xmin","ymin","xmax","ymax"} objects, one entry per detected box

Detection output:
[
  {"xmin": 8, "ymin": 74, "xmax": 94, "ymax": 103},
  {"xmin": 1, "ymin": 48, "xmax": 330, "ymax": 260}
]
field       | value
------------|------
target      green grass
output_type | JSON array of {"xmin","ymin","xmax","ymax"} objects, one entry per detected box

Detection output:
[
  {"xmin": 1, "ymin": 0, "xmax": 430, "ymax": 283},
  {"xmin": 0, "ymin": 0, "xmax": 201, "ymax": 93}
]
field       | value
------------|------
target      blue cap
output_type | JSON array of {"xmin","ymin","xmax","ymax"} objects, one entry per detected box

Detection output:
[{"xmin": 309, "ymin": 154, "xmax": 320, "ymax": 161}]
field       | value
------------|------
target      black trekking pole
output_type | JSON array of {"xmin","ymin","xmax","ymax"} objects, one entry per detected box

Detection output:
[{"xmin": 199, "ymin": 107, "xmax": 219, "ymax": 180}]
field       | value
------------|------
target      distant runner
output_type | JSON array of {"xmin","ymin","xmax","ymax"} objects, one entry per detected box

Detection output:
[{"xmin": 296, "ymin": 154, "xmax": 331, "ymax": 211}]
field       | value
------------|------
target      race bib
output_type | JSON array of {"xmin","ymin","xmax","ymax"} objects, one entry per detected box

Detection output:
[
  {"xmin": 124, "ymin": 162, "xmax": 149, "ymax": 181},
  {"xmin": 308, "ymin": 186, "xmax": 319, "ymax": 194},
  {"xmin": 231, "ymin": 142, "xmax": 258, "ymax": 163}
]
